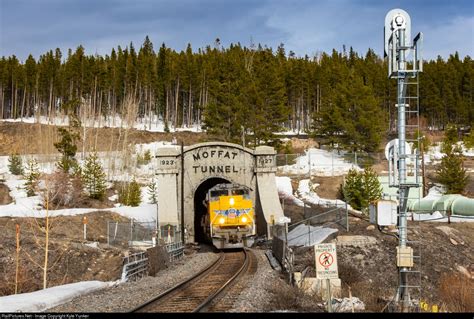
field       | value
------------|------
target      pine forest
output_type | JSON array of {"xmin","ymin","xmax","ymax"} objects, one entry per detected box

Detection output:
[{"xmin": 0, "ymin": 37, "xmax": 472, "ymax": 150}]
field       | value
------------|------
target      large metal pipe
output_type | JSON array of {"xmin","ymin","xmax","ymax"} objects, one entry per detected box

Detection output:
[
  {"xmin": 408, "ymin": 194, "xmax": 474, "ymax": 216},
  {"xmin": 451, "ymin": 197, "xmax": 474, "ymax": 216}
]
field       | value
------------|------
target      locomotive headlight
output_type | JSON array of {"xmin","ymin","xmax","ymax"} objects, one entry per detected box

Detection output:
[
  {"xmin": 219, "ymin": 217, "xmax": 226, "ymax": 224},
  {"xmin": 229, "ymin": 197, "xmax": 235, "ymax": 206},
  {"xmin": 241, "ymin": 216, "xmax": 248, "ymax": 223}
]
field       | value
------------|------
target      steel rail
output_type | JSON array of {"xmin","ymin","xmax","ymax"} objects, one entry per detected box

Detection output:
[
  {"xmin": 130, "ymin": 251, "xmax": 225, "ymax": 312},
  {"xmin": 131, "ymin": 249, "xmax": 249, "ymax": 313},
  {"xmin": 193, "ymin": 249, "xmax": 249, "ymax": 312}
]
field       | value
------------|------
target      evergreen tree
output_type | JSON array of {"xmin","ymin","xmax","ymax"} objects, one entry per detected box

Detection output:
[
  {"xmin": 441, "ymin": 124, "xmax": 459, "ymax": 154},
  {"xmin": 436, "ymin": 146, "xmax": 468, "ymax": 194},
  {"xmin": 342, "ymin": 169, "xmax": 363, "ymax": 210},
  {"xmin": 54, "ymin": 118, "xmax": 80, "ymax": 173},
  {"xmin": 23, "ymin": 158, "xmax": 40, "ymax": 197},
  {"xmin": 0, "ymin": 39, "xmax": 472, "ymax": 146},
  {"xmin": 137, "ymin": 150, "xmax": 152, "ymax": 166},
  {"xmin": 343, "ymin": 167, "xmax": 382, "ymax": 211},
  {"xmin": 361, "ymin": 167, "xmax": 383, "ymax": 208},
  {"xmin": 82, "ymin": 152, "xmax": 107, "ymax": 200},
  {"xmin": 464, "ymin": 129, "xmax": 474, "ymax": 149},
  {"xmin": 118, "ymin": 178, "xmax": 141, "ymax": 206},
  {"xmin": 147, "ymin": 179, "xmax": 157, "ymax": 204},
  {"xmin": 8, "ymin": 153, "xmax": 23, "ymax": 175}
]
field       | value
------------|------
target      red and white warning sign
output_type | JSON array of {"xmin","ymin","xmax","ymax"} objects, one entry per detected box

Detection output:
[{"xmin": 314, "ymin": 243, "xmax": 339, "ymax": 279}]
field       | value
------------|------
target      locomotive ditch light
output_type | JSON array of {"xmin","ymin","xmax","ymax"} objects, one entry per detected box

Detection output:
[
  {"xmin": 241, "ymin": 216, "xmax": 248, "ymax": 223},
  {"xmin": 229, "ymin": 197, "xmax": 235, "ymax": 206},
  {"xmin": 219, "ymin": 217, "xmax": 226, "ymax": 224}
]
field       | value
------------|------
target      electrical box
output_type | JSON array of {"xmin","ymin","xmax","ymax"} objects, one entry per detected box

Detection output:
[
  {"xmin": 396, "ymin": 246, "xmax": 414, "ymax": 267},
  {"xmin": 369, "ymin": 200, "xmax": 398, "ymax": 226},
  {"xmin": 377, "ymin": 200, "xmax": 398, "ymax": 226}
]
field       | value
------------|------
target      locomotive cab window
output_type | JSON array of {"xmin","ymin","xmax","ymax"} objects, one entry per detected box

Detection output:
[
  {"xmin": 210, "ymin": 190, "xmax": 228, "ymax": 198},
  {"xmin": 231, "ymin": 189, "xmax": 248, "ymax": 196}
]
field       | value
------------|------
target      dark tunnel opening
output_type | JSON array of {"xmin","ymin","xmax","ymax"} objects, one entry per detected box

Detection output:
[{"xmin": 193, "ymin": 177, "xmax": 230, "ymax": 244}]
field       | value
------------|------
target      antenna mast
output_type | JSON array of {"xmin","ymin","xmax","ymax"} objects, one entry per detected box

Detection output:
[{"xmin": 384, "ymin": 8, "xmax": 423, "ymax": 312}]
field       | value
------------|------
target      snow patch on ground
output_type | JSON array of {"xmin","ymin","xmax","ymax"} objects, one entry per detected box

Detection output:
[
  {"xmin": 275, "ymin": 176, "xmax": 304, "ymax": 207},
  {"xmin": 424, "ymin": 142, "xmax": 474, "ymax": 164},
  {"xmin": 0, "ymin": 176, "xmax": 158, "ymax": 222},
  {"xmin": 287, "ymin": 224, "xmax": 338, "ymax": 247},
  {"xmin": 279, "ymin": 148, "xmax": 361, "ymax": 176},
  {"xmin": 0, "ymin": 116, "xmax": 202, "ymax": 133},
  {"xmin": 423, "ymin": 185, "xmax": 445, "ymax": 200},
  {"xmin": 0, "ymin": 281, "xmax": 117, "ymax": 312},
  {"xmin": 297, "ymin": 179, "xmax": 350, "ymax": 209},
  {"xmin": 411, "ymin": 211, "xmax": 474, "ymax": 223}
]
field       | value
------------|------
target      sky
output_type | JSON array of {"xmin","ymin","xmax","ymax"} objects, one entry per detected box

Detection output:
[{"xmin": 0, "ymin": 0, "xmax": 473, "ymax": 62}]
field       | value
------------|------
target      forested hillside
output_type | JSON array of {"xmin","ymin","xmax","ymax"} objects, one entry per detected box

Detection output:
[{"xmin": 0, "ymin": 37, "xmax": 472, "ymax": 149}]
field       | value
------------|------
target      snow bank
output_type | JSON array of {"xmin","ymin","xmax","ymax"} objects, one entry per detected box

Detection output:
[
  {"xmin": 423, "ymin": 185, "xmax": 444, "ymax": 200},
  {"xmin": 424, "ymin": 142, "xmax": 474, "ymax": 164},
  {"xmin": 279, "ymin": 148, "xmax": 360, "ymax": 176},
  {"xmin": 411, "ymin": 211, "xmax": 474, "ymax": 223},
  {"xmin": 287, "ymin": 224, "xmax": 338, "ymax": 247},
  {"xmin": 0, "ymin": 177, "xmax": 158, "ymax": 222},
  {"xmin": 0, "ymin": 281, "xmax": 116, "ymax": 312},
  {"xmin": 297, "ymin": 179, "xmax": 350, "ymax": 209},
  {"xmin": 0, "ymin": 116, "xmax": 202, "ymax": 133},
  {"xmin": 275, "ymin": 176, "xmax": 304, "ymax": 207}
]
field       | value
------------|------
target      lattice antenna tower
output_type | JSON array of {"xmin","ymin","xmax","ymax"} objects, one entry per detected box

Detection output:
[{"xmin": 384, "ymin": 8, "xmax": 423, "ymax": 312}]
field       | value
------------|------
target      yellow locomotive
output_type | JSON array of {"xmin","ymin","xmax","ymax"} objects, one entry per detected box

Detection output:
[{"xmin": 203, "ymin": 183, "xmax": 256, "ymax": 249}]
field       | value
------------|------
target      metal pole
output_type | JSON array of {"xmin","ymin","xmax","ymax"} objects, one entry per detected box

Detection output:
[
  {"xmin": 156, "ymin": 202, "xmax": 160, "ymax": 240},
  {"xmin": 346, "ymin": 201, "xmax": 349, "ymax": 232},
  {"xmin": 327, "ymin": 278, "xmax": 332, "ymax": 312},
  {"xmin": 308, "ymin": 150, "xmax": 311, "ymax": 181},
  {"xmin": 130, "ymin": 219, "xmax": 133, "ymax": 247},
  {"xmin": 331, "ymin": 152, "xmax": 334, "ymax": 176},
  {"xmin": 396, "ymin": 26, "xmax": 410, "ymax": 312},
  {"xmin": 180, "ymin": 141, "xmax": 185, "ymax": 244}
]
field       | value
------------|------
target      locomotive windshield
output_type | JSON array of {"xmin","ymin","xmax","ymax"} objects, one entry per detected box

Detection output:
[
  {"xmin": 208, "ymin": 183, "xmax": 251, "ymax": 200},
  {"xmin": 231, "ymin": 189, "xmax": 248, "ymax": 195},
  {"xmin": 210, "ymin": 190, "xmax": 228, "ymax": 198}
]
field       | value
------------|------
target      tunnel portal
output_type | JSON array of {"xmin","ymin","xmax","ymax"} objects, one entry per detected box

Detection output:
[{"xmin": 154, "ymin": 142, "xmax": 285, "ymax": 242}]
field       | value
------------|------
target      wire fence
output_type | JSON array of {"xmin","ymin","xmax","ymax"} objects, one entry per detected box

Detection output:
[
  {"xmin": 107, "ymin": 220, "xmax": 182, "ymax": 249},
  {"xmin": 271, "ymin": 202, "xmax": 349, "ymax": 280},
  {"xmin": 275, "ymin": 148, "xmax": 473, "ymax": 175}
]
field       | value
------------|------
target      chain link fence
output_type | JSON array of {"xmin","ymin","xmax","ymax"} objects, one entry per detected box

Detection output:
[
  {"xmin": 107, "ymin": 220, "xmax": 183, "ymax": 249},
  {"xmin": 276, "ymin": 146, "xmax": 474, "ymax": 176}
]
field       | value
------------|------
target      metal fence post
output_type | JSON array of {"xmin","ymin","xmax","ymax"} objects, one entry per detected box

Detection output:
[
  {"xmin": 331, "ymin": 151, "xmax": 334, "ymax": 176},
  {"xmin": 309, "ymin": 223, "xmax": 311, "ymax": 245},
  {"xmin": 346, "ymin": 202, "xmax": 349, "ymax": 231},
  {"xmin": 130, "ymin": 219, "xmax": 133, "ymax": 248}
]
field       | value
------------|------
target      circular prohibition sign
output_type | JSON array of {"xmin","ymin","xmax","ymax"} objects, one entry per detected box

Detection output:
[{"xmin": 318, "ymin": 251, "xmax": 334, "ymax": 269}]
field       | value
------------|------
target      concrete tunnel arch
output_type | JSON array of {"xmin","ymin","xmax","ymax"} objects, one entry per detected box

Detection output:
[{"xmin": 154, "ymin": 142, "xmax": 285, "ymax": 243}]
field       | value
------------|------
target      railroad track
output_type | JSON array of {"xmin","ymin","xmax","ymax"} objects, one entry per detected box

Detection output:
[{"xmin": 131, "ymin": 249, "xmax": 250, "ymax": 313}]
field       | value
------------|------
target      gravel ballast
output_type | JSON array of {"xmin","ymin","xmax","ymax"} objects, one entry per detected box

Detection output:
[
  {"xmin": 49, "ymin": 247, "xmax": 284, "ymax": 313},
  {"xmin": 48, "ymin": 249, "xmax": 219, "ymax": 312},
  {"xmin": 228, "ymin": 248, "xmax": 281, "ymax": 312}
]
